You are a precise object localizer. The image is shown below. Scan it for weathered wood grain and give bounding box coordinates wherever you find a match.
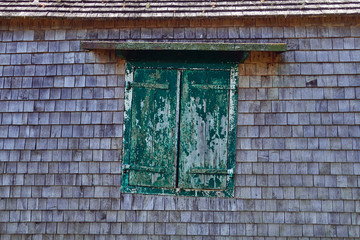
[1,0,359,18]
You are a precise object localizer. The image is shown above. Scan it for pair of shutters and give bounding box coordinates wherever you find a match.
[122,63,237,196]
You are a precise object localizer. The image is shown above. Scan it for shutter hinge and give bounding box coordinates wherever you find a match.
[122,164,165,173]
[189,168,231,175]
[227,168,234,177]
[122,164,131,173]
[192,84,238,91]
[126,81,169,90]
[125,81,131,90]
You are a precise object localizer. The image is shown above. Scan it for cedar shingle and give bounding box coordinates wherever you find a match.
[0,0,359,18]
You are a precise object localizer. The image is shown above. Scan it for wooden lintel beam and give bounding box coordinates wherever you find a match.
[81,41,287,52]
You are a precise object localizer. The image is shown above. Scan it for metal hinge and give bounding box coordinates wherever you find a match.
[122,164,165,173]
[126,81,169,90]
[189,168,233,175]
[192,84,238,91]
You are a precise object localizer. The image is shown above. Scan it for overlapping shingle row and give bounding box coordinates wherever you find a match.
[1,22,360,237]
[0,0,360,18]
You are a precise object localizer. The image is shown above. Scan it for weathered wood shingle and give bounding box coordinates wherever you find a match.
[0,0,360,18]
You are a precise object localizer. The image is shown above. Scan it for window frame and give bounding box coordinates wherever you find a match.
[121,61,238,197]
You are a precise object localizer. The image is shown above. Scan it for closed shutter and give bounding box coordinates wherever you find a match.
[178,69,234,190]
[124,68,177,188]
[122,62,237,197]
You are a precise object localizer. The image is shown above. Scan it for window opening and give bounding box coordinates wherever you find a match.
[122,62,238,197]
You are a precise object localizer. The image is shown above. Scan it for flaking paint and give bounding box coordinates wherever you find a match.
[121,62,239,197]
[178,69,230,191]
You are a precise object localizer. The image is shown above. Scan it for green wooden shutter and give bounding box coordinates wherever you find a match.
[122,62,238,197]
[178,69,235,190]
[124,68,177,189]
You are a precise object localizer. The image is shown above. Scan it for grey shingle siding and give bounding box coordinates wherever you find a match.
[1,16,360,238]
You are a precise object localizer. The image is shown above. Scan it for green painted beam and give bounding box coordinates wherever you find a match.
[81,41,287,52]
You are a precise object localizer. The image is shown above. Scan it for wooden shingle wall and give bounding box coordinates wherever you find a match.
[0,16,360,239]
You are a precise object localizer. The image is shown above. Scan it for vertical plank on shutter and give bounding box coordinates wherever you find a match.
[178,69,231,190]
[128,68,177,188]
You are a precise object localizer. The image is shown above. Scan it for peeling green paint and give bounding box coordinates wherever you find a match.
[178,69,230,191]
[127,68,177,188]
[121,61,238,197]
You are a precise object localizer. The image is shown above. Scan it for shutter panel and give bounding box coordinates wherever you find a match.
[126,68,177,188]
[178,69,234,190]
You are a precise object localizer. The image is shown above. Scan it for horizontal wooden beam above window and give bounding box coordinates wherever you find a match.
[80,41,287,52]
